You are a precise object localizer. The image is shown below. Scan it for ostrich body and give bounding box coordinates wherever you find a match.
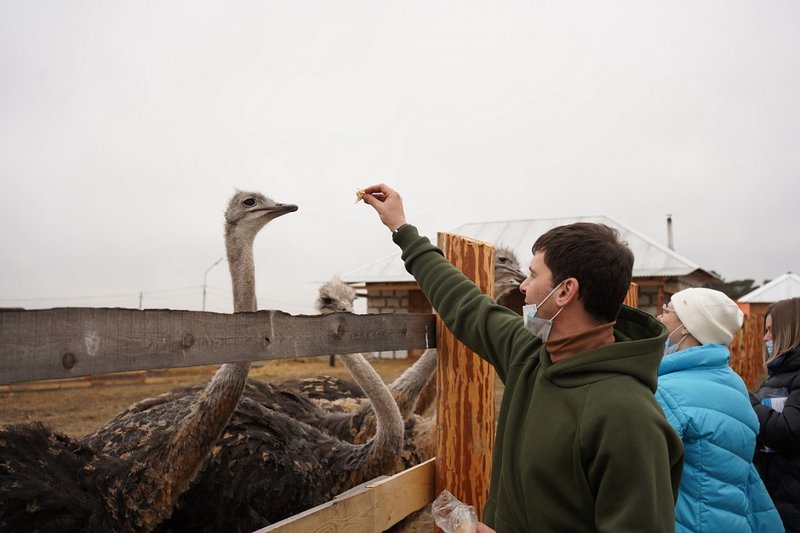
[0,191,296,532]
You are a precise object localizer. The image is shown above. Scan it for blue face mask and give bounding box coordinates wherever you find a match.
[522,281,565,342]
[664,325,687,356]
[765,339,774,357]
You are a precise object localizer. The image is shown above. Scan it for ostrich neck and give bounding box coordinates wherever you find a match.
[132,231,255,530]
[387,348,437,417]
[226,236,258,312]
[339,353,403,453]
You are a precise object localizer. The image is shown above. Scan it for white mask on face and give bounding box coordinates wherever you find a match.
[522,281,565,341]
[765,339,774,357]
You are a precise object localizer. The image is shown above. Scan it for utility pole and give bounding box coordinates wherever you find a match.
[666,214,674,250]
[203,257,224,311]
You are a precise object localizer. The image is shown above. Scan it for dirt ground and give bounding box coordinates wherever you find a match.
[0,356,502,532]
[0,357,417,437]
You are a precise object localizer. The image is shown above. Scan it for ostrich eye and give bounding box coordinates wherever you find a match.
[243,198,256,207]
[321,297,334,305]
[498,257,508,264]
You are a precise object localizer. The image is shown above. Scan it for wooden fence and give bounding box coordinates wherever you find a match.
[0,233,502,532]
[729,313,767,390]
[0,307,443,531]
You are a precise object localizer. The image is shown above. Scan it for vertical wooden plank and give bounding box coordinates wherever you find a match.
[729,313,766,390]
[624,282,638,308]
[435,232,496,525]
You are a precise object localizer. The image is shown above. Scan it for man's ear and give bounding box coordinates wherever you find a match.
[556,278,579,306]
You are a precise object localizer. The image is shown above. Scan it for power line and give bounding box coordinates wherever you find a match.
[0,285,314,313]
[0,285,202,302]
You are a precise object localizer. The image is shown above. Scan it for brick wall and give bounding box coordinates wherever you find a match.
[367,288,410,359]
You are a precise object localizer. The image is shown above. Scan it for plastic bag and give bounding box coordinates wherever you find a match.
[431,489,478,533]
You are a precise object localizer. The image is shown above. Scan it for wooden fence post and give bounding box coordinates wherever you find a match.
[729,313,767,390]
[624,282,638,308]
[435,233,496,525]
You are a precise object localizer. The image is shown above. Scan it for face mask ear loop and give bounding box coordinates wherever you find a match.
[674,333,688,349]
[550,302,566,322]
[666,325,682,343]
[664,324,688,355]
[537,280,564,308]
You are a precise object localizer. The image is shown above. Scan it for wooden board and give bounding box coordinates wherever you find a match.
[258,458,436,533]
[0,308,436,384]
[436,232,496,523]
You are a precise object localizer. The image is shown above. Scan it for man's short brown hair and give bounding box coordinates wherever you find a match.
[533,222,634,322]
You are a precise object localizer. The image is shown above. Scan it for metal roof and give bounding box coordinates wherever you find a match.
[738,272,800,303]
[342,215,715,284]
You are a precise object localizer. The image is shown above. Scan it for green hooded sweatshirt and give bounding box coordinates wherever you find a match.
[393,225,684,533]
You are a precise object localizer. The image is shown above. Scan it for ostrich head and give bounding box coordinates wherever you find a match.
[495,246,525,290]
[224,191,298,239]
[223,190,297,313]
[316,277,357,314]
[495,245,526,314]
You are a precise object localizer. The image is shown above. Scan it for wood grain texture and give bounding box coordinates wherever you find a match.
[435,233,496,524]
[0,308,436,384]
[624,282,639,308]
[258,458,435,533]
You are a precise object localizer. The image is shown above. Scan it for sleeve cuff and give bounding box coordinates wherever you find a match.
[391,223,418,247]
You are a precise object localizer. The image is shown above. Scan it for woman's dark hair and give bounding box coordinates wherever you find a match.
[533,222,634,322]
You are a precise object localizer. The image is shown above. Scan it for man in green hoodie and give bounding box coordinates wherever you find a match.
[361,184,684,532]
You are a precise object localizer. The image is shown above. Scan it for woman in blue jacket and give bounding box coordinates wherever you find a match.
[657,288,783,532]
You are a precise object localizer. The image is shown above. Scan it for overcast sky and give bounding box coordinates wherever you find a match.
[1,1,798,315]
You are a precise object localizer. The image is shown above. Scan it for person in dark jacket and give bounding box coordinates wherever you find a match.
[751,297,800,532]
[360,183,684,533]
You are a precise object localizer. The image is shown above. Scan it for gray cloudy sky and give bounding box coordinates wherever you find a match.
[1,1,798,315]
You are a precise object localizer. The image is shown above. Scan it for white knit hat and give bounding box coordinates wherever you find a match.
[670,288,744,345]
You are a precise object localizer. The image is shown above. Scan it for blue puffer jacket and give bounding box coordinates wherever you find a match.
[656,344,784,532]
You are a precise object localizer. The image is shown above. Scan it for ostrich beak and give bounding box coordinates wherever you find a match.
[497,265,525,287]
[255,203,298,219]
[269,203,298,215]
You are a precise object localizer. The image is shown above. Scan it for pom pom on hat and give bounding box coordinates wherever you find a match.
[671,288,744,345]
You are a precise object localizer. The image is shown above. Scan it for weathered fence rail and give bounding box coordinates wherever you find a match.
[0,309,436,385]
[258,458,436,532]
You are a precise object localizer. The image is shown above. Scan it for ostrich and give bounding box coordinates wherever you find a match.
[224,276,436,469]
[152,277,406,531]
[291,277,438,445]
[0,191,297,532]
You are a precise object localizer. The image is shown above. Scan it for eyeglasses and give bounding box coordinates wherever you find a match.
[661,304,673,314]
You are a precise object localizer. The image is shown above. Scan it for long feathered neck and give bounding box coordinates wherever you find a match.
[387,348,437,417]
[339,353,403,457]
[225,229,258,312]
[129,226,255,530]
